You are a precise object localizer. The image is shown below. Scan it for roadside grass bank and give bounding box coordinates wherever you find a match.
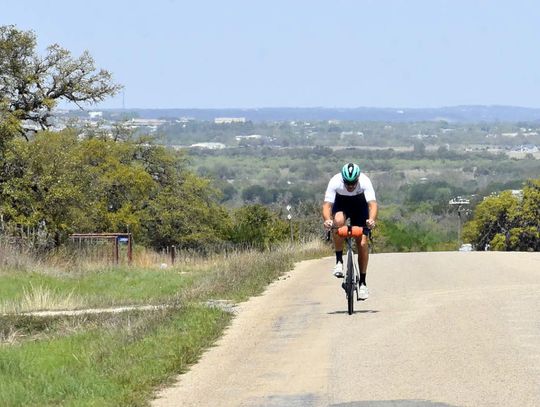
[0,306,231,407]
[0,238,328,406]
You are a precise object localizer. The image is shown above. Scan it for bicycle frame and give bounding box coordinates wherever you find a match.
[344,232,360,314]
[335,221,363,315]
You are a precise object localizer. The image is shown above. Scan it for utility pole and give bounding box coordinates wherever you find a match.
[449,197,470,247]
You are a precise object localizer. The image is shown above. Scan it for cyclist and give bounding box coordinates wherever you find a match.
[322,162,378,300]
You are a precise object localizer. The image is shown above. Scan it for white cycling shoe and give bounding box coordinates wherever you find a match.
[358,284,369,300]
[332,262,344,278]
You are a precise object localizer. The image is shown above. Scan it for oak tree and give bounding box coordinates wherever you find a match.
[0,25,121,139]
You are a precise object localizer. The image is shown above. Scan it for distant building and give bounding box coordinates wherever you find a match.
[190,142,226,150]
[235,134,262,141]
[88,111,103,119]
[128,118,167,126]
[513,144,539,153]
[214,117,246,124]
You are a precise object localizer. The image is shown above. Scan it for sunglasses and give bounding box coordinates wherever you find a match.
[343,180,358,187]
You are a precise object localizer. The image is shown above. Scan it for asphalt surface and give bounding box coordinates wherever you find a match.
[153,252,540,407]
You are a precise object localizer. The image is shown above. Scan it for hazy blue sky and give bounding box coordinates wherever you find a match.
[3,0,540,109]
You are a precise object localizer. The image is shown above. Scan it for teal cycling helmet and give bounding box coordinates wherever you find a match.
[341,162,360,185]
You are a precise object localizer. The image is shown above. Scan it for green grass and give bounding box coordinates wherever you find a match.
[0,306,231,406]
[0,267,195,311]
[0,239,328,406]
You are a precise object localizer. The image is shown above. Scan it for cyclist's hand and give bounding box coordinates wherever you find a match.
[323,219,333,231]
[366,219,376,229]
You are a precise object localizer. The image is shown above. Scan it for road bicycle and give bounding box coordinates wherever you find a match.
[328,220,365,315]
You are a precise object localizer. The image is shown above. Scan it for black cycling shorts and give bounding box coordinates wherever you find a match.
[332,193,370,234]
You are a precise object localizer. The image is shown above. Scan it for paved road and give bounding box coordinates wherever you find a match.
[153,252,540,407]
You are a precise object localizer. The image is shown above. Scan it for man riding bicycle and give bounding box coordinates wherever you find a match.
[322,163,378,300]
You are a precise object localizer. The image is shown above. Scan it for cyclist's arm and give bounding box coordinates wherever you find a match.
[322,178,337,227]
[367,200,378,228]
[322,201,333,223]
[361,175,377,227]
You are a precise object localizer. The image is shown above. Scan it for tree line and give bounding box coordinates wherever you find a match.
[1,129,296,250]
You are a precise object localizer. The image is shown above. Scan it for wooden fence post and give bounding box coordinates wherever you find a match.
[127,234,133,265]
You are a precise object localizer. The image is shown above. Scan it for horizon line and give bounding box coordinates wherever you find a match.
[62,104,540,111]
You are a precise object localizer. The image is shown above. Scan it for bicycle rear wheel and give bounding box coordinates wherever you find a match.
[346,250,354,315]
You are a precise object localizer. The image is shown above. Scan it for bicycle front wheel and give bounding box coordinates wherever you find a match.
[347,250,354,315]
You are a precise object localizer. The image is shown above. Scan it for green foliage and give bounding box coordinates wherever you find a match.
[376,205,454,252]
[0,25,121,137]
[0,102,20,153]
[378,221,437,252]
[242,184,279,204]
[404,180,465,214]
[412,141,426,156]
[463,179,540,251]
[227,204,289,248]
[0,132,87,244]
[463,191,518,250]
[143,176,231,249]
[0,130,229,250]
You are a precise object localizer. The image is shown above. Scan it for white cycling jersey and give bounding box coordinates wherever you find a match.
[324,173,376,204]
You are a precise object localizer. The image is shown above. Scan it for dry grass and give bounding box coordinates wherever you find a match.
[0,243,43,273]
[0,237,329,315]
[184,238,328,302]
[0,283,84,314]
[1,237,328,275]
[0,328,23,345]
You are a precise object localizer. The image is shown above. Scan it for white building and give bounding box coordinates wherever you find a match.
[214,117,246,124]
[235,134,262,141]
[190,142,226,150]
[128,118,167,126]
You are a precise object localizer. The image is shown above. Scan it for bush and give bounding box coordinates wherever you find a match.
[463,178,540,251]
[227,204,289,248]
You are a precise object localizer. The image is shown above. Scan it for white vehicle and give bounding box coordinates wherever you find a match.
[459,243,473,252]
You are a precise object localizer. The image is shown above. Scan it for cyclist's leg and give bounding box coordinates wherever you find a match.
[348,194,369,273]
[331,196,347,251]
[330,205,347,277]
[357,234,369,275]
[332,210,346,250]
[350,195,370,299]
[355,234,370,299]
